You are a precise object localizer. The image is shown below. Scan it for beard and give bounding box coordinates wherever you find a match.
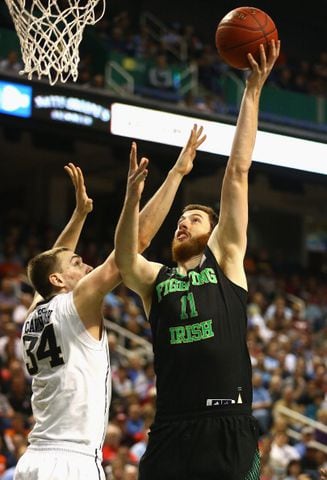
[171,233,211,263]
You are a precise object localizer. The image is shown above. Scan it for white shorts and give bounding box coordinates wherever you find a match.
[14,446,105,480]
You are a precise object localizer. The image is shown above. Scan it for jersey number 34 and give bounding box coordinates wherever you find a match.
[22,324,64,375]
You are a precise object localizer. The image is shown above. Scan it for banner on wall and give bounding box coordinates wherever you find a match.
[0,76,111,132]
[0,75,326,176]
[0,80,32,118]
[32,84,111,132]
[110,102,327,176]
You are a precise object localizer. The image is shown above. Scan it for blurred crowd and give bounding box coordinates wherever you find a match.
[0,216,326,480]
[0,9,326,117]
[0,7,326,480]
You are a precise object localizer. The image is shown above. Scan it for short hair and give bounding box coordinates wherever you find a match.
[27,247,69,299]
[182,204,218,231]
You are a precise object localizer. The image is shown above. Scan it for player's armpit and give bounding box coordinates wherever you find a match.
[207,231,247,290]
[120,254,162,300]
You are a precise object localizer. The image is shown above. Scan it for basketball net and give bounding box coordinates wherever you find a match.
[4,0,106,85]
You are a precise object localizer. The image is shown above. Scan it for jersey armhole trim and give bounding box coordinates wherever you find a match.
[64,292,106,351]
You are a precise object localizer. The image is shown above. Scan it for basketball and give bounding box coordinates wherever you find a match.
[215,7,278,69]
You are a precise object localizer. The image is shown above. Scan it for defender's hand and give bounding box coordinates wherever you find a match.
[64,163,93,216]
[127,142,149,201]
[172,124,206,177]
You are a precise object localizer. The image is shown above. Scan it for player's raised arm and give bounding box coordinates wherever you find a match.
[138,125,206,250]
[73,127,206,324]
[27,162,93,312]
[114,150,162,314]
[54,163,93,249]
[26,126,207,325]
[208,39,280,289]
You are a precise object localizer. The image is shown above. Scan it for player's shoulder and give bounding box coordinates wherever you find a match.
[151,261,164,271]
[201,245,218,267]
[25,292,74,320]
[138,259,163,282]
[150,261,165,278]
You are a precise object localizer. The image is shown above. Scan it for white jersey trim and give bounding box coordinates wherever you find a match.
[64,291,106,350]
[27,442,103,460]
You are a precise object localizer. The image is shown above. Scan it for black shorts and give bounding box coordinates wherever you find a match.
[139,409,260,480]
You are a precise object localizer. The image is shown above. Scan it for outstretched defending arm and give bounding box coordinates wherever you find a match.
[114,150,161,315]
[208,40,280,289]
[28,163,93,311]
[53,163,93,250]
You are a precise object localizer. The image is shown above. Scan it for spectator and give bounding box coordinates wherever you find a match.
[196,44,227,96]
[0,51,22,74]
[0,387,14,432]
[6,375,32,418]
[112,365,133,399]
[294,426,315,458]
[107,26,129,54]
[128,25,159,60]
[130,425,149,462]
[265,295,292,324]
[0,322,22,366]
[266,300,292,333]
[269,432,301,477]
[181,24,203,60]
[273,384,304,428]
[92,74,105,89]
[285,458,303,480]
[0,242,23,279]
[269,374,283,403]
[263,340,280,373]
[108,332,124,372]
[134,362,155,401]
[104,292,123,323]
[125,403,144,443]
[247,303,273,342]
[102,423,123,464]
[161,21,182,54]
[105,456,124,480]
[12,293,33,328]
[123,463,138,480]
[147,54,177,92]
[252,371,272,434]
[0,279,19,315]
[126,353,147,392]
[315,409,327,446]
[274,65,294,90]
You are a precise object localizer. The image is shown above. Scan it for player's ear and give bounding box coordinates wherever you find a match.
[49,273,64,288]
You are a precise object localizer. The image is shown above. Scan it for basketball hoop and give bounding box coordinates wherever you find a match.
[4,0,106,85]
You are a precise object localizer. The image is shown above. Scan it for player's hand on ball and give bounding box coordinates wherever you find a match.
[215,7,278,69]
[246,39,281,88]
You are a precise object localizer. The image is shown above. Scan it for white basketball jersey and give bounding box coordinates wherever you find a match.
[21,292,111,454]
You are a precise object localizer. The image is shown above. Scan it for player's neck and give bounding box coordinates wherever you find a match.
[177,253,203,275]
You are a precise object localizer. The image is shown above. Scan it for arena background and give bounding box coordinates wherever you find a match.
[0,1,326,478]
[0,0,327,270]
[0,0,326,271]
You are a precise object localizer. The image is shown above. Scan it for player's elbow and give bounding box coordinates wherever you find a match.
[115,254,127,273]
[227,162,250,177]
[138,235,150,254]
[138,224,153,253]
[116,266,140,294]
[119,272,135,291]
[115,253,136,277]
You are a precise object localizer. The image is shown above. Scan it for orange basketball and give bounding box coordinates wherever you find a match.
[215,7,278,69]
